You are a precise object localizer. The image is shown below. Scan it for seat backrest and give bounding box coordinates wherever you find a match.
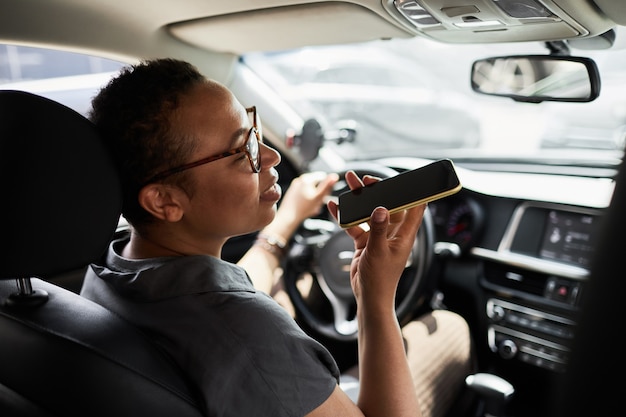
[0,90,204,416]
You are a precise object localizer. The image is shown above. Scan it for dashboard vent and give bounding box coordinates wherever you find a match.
[483,261,548,296]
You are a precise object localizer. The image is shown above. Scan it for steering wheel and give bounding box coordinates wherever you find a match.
[283,163,435,342]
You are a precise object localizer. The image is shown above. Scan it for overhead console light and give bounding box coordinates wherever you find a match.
[492,0,555,19]
[385,0,614,44]
[393,0,441,28]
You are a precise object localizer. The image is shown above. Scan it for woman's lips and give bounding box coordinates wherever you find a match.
[261,181,282,203]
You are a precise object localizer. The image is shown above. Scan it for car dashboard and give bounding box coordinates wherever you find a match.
[367,156,615,413]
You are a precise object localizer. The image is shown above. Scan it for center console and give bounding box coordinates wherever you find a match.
[472,201,599,373]
[486,298,575,372]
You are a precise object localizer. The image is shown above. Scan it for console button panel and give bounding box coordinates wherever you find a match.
[486,298,575,372]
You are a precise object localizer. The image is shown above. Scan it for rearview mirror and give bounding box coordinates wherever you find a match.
[471,55,600,103]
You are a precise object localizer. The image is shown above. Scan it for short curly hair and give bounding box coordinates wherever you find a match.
[89,58,206,226]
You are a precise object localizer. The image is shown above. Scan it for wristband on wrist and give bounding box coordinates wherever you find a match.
[254,233,288,258]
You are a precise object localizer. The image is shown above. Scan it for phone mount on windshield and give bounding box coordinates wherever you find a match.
[287,118,356,168]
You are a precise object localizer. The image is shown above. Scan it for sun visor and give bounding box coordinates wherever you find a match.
[168,2,412,55]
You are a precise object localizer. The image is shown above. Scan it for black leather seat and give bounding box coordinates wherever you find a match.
[0,90,204,416]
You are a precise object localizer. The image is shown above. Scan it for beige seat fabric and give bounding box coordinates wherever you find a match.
[340,309,473,417]
[404,310,473,417]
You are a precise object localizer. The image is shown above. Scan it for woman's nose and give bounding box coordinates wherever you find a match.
[260,142,281,168]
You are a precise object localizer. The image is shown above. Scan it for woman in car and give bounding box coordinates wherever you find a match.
[80,57,464,417]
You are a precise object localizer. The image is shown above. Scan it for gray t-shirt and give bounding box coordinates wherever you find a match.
[81,236,340,417]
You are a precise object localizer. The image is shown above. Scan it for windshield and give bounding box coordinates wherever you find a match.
[244,34,626,168]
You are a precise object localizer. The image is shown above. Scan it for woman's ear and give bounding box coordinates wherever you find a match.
[138,183,185,222]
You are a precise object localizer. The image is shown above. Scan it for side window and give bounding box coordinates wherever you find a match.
[0,44,125,116]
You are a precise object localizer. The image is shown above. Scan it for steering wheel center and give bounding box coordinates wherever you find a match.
[318,231,355,300]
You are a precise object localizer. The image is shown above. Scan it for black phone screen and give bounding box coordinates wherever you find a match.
[338,159,461,228]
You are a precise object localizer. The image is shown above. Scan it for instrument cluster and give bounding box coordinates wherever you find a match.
[429,193,485,255]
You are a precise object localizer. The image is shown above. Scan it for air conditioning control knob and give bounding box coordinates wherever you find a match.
[499,339,518,359]
[491,305,505,321]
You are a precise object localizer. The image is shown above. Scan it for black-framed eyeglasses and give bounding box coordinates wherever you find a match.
[144,106,262,185]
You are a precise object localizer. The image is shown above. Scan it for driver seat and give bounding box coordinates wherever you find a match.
[0,90,204,416]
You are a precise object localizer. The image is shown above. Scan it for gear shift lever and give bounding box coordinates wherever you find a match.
[465,373,514,417]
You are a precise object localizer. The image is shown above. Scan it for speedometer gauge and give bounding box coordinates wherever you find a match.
[445,198,484,250]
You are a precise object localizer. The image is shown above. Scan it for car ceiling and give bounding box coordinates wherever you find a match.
[0,0,625,84]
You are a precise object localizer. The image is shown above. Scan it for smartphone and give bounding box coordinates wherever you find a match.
[338,159,462,228]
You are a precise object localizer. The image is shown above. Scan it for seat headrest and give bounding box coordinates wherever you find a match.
[0,90,122,279]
